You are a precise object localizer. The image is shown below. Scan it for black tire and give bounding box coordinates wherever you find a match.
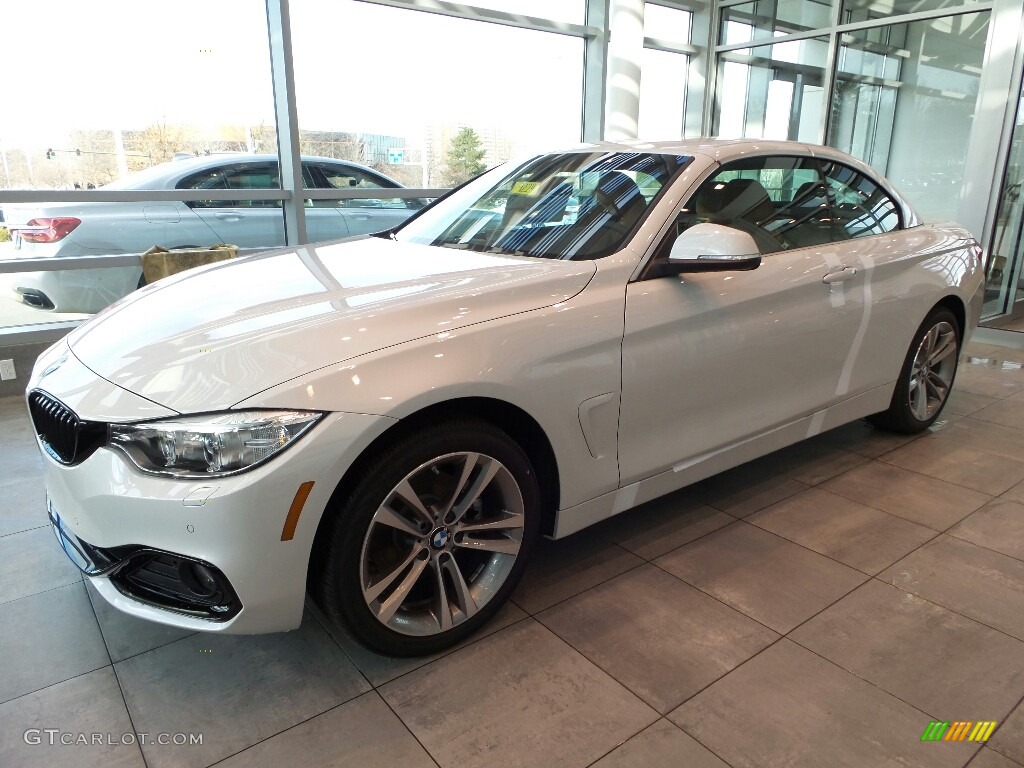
[868,306,961,434]
[314,419,540,657]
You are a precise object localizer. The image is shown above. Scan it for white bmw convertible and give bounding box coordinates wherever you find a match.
[27,140,983,656]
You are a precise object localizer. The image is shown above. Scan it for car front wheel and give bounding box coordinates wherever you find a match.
[316,420,539,657]
[869,306,961,434]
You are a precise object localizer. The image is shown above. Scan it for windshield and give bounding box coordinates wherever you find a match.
[394,151,691,260]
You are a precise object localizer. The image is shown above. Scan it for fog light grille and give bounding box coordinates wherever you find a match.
[112,553,240,621]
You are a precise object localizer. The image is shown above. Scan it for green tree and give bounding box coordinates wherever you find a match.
[443,127,486,185]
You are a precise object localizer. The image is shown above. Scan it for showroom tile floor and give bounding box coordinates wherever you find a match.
[2,340,1024,768]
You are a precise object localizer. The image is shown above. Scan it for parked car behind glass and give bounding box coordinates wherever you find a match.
[2,154,421,313]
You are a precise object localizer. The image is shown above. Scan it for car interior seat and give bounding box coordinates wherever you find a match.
[695,177,781,253]
[565,171,649,258]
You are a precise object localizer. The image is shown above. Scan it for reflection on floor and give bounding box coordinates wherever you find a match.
[986,315,1024,333]
[3,340,1024,768]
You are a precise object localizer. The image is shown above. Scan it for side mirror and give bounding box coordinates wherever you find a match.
[656,222,762,276]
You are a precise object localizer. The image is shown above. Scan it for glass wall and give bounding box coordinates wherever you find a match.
[0,0,276,190]
[715,36,828,142]
[841,0,982,24]
[713,2,990,224]
[720,0,833,43]
[0,0,282,329]
[829,12,989,222]
[984,83,1024,329]
[290,1,585,189]
[639,3,695,139]
[0,0,591,333]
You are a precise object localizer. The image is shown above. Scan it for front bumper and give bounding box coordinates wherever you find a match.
[49,500,242,621]
[36,403,394,634]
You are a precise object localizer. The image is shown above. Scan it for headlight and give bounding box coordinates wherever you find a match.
[108,410,323,478]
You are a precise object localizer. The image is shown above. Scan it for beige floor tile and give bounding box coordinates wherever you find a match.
[950,417,1024,462]
[597,491,733,560]
[0,582,109,704]
[969,747,1023,768]
[881,536,1024,641]
[791,579,1024,719]
[989,701,1024,766]
[0,526,82,604]
[1004,479,1024,506]
[882,438,1024,496]
[655,522,866,633]
[812,420,919,459]
[538,564,777,714]
[0,476,48,537]
[972,394,1024,430]
[670,639,975,768]
[115,614,370,768]
[512,529,643,614]
[693,456,809,518]
[821,461,991,531]
[215,691,435,768]
[964,342,1024,364]
[85,581,193,663]
[946,389,1002,416]
[748,488,936,575]
[0,668,144,768]
[955,359,1024,398]
[313,598,528,688]
[592,719,730,768]
[380,620,658,768]
[949,499,1024,561]
[762,441,868,485]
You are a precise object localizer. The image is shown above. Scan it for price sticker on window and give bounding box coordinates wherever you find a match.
[511,181,542,196]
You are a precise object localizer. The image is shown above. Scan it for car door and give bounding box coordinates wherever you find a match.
[309,162,419,236]
[618,154,867,483]
[177,162,286,249]
[814,158,916,396]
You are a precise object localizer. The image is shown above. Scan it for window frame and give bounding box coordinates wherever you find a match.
[637,151,907,281]
[818,157,904,239]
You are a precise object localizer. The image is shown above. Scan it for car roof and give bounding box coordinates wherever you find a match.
[550,138,920,227]
[560,138,841,162]
[103,153,403,190]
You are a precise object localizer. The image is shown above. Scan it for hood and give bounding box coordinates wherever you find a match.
[67,237,597,413]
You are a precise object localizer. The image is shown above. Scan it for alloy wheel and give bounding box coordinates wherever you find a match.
[359,451,525,636]
[908,320,957,421]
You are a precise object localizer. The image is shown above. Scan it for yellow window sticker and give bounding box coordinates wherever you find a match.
[511,181,541,196]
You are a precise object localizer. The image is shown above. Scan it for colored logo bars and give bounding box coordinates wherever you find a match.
[921,721,998,742]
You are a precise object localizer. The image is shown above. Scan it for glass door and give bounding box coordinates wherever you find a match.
[984,83,1024,330]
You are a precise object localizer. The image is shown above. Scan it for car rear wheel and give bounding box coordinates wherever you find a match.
[869,306,960,434]
[315,420,539,657]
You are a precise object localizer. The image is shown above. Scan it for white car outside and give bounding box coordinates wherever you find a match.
[27,139,983,657]
[3,154,419,313]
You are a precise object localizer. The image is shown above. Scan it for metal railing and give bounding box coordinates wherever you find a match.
[0,186,449,343]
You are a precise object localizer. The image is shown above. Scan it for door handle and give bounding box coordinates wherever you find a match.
[822,266,858,284]
[214,211,243,221]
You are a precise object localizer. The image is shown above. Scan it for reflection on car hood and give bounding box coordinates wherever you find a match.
[67,237,597,413]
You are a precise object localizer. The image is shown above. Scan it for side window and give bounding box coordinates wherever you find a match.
[665,155,833,257]
[313,164,407,209]
[821,161,901,239]
[178,163,280,208]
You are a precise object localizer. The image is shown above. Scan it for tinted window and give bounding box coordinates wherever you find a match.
[179,162,280,208]
[821,161,901,239]
[310,163,408,209]
[681,155,833,254]
[395,151,689,260]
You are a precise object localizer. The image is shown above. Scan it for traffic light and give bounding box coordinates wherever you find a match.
[46,148,55,159]
[76,148,81,156]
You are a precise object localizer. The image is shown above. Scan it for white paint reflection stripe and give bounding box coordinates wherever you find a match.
[836,254,874,397]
